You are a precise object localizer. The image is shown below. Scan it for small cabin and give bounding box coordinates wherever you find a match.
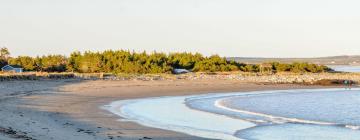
[1,65,23,73]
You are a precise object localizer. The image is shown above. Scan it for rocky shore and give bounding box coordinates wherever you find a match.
[102,72,360,85]
[1,72,360,85]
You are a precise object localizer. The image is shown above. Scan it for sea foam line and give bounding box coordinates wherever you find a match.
[214,99,336,126]
[187,88,360,129]
[210,88,360,127]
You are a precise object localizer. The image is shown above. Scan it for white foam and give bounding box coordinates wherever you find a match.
[212,88,360,128]
[215,99,335,125]
[346,125,360,130]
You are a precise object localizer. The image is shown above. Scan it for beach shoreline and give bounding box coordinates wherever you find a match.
[0,79,344,140]
[113,88,360,140]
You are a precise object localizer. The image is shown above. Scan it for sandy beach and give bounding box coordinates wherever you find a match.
[0,79,340,140]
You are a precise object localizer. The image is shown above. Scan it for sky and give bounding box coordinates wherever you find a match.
[1,0,360,58]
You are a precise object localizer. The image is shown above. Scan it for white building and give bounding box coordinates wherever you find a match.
[1,65,23,73]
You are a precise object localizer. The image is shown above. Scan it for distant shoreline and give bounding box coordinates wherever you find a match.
[229,55,360,65]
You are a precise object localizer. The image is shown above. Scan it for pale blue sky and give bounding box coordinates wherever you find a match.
[1,0,360,57]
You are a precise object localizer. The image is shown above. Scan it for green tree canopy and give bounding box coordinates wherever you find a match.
[5,49,332,73]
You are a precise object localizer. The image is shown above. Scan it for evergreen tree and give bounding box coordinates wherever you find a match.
[4,49,332,73]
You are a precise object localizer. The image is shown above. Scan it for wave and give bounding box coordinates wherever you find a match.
[215,99,336,126]
[212,88,360,130]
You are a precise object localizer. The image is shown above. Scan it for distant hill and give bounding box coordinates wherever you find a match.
[228,55,360,65]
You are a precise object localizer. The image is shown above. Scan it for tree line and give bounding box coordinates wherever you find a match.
[0,48,332,73]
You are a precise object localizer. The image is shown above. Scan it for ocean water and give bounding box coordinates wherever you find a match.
[105,96,255,140]
[328,65,360,72]
[221,90,360,125]
[105,88,360,140]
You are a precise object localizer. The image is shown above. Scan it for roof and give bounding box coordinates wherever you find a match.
[1,65,23,69]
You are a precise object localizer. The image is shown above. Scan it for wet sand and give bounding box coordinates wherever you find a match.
[0,79,339,140]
